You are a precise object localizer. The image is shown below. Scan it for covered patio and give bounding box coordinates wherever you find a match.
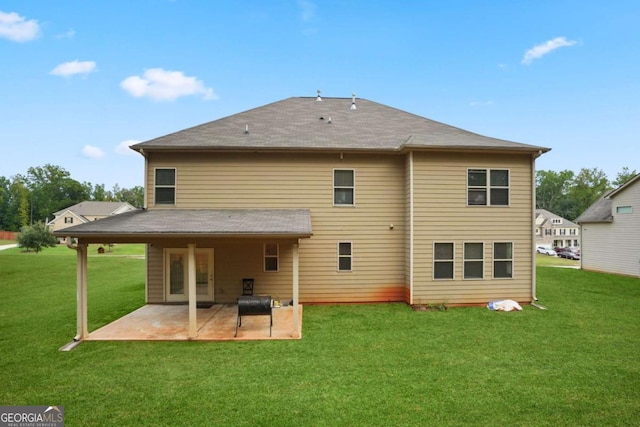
[86,304,303,341]
[55,208,312,345]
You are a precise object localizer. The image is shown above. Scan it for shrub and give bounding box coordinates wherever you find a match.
[17,222,57,253]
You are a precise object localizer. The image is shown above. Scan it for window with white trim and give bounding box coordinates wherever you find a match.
[155,168,176,205]
[552,218,562,225]
[467,169,509,206]
[433,242,454,280]
[334,169,354,206]
[264,244,279,272]
[64,217,73,224]
[338,242,352,271]
[493,242,513,279]
[464,242,484,279]
[616,206,632,214]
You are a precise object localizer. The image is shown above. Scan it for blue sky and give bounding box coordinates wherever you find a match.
[1,0,638,189]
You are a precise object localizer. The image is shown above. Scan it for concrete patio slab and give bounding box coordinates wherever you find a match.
[86,304,302,341]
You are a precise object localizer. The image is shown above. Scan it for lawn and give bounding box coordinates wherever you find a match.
[1,247,638,426]
[535,253,580,267]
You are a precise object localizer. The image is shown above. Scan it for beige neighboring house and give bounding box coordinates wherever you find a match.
[534,209,580,249]
[55,94,550,340]
[576,174,640,278]
[48,201,137,233]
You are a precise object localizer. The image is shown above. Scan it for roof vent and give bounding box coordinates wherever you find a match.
[316,89,322,101]
[244,124,249,134]
[328,117,332,123]
[350,92,357,110]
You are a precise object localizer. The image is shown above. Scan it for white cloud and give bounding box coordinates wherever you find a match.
[55,28,75,39]
[298,0,317,21]
[120,68,217,101]
[0,11,40,42]
[522,37,577,65]
[115,139,140,155]
[50,60,97,77]
[82,145,104,159]
[469,100,494,107]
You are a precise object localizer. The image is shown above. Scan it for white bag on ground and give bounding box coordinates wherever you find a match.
[487,299,522,312]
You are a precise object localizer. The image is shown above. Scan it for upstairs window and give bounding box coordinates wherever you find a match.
[493,242,513,279]
[264,244,279,272]
[468,169,509,206]
[552,218,562,225]
[334,169,355,206]
[433,242,454,280]
[155,168,176,205]
[338,242,352,271]
[616,206,632,214]
[64,217,73,224]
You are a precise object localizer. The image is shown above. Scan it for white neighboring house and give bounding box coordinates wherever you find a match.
[534,209,580,249]
[47,201,137,233]
[576,174,640,278]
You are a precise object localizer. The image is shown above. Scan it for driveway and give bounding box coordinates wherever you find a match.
[0,244,18,251]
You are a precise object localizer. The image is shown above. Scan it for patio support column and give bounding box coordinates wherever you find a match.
[292,242,300,334]
[187,243,198,338]
[75,243,88,340]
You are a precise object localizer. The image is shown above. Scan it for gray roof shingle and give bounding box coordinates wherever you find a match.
[575,194,614,223]
[132,97,550,153]
[53,201,134,218]
[53,209,313,238]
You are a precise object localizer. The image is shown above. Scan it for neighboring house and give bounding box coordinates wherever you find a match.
[534,209,580,249]
[48,201,137,233]
[576,174,640,278]
[55,94,550,339]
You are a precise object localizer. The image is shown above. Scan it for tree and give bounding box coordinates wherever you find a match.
[536,169,574,215]
[565,167,611,221]
[17,222,57,253]
[612,167,638,187]
[113,185,144,208]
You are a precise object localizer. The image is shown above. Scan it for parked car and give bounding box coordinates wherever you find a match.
[555,247,580,260]
[536,246,557,256]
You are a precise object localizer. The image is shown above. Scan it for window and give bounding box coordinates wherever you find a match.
[559,229,566,235]
[334,169,354,206]
[64,217,73,224]
[467,169,509,206]
[155,168,176,205]
[338,242,352,271]
[552,218,562,225]
[464,242,484,279]
[570,229,577,235]
[264,244,279,272]
[616,206,633,214]
[535,228,541,236]
[545,229,552,236]
[493,242,513,279]
[434,242,454,280]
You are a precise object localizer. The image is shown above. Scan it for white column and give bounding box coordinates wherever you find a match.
[75,243,88,340]
[187,243,198,338]
[292,242,300,334]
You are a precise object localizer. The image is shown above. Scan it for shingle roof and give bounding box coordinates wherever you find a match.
[53,209,313,238]
[53,201,135,218]
[132,97,550,153]
[575,194,614,223]
[535,209,578,227]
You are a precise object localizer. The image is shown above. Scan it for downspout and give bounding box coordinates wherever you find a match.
[531,151,542,302]
[409,151,414,305]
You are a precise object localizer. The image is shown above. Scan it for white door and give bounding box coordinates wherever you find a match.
[165,248,214,302]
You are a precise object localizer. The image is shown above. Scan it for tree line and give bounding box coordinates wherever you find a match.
[536,166,637,222]
[0,164,143,231]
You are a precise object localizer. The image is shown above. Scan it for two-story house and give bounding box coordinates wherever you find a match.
[56,94,549,340]
[47,201,136,233]
[534,209,580,249]
[576,174,640,277]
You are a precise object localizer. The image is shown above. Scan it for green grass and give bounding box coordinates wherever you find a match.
[1,249,638,426]
[0,239,16,245]
[536,253,580,267]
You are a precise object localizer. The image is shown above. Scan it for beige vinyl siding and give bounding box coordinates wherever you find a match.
[145,152,406,303]
[581,182,640,278]
[412,152,534,304]
[146,238,298,304]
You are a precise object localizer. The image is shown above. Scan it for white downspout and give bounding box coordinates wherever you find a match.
[409,151,414,305]
[531,152,539,302]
